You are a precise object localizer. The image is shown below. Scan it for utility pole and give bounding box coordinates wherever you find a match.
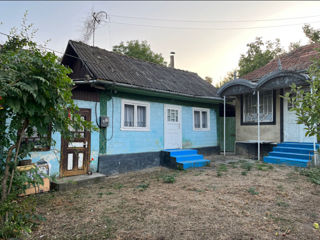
[92,11,107,47]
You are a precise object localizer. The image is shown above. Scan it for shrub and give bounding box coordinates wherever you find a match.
[162,175,175,183]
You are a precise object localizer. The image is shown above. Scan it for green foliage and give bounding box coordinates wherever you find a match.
[238,37,283,77]
[248,187,259,195]
[303,24,320,43]
[136,182,149,191]
[241,162,253,171]
[0,14,94,238]
[241,171,247,176]
[113,40,166,66]
[300,168,320,185]
[162,174,176,183]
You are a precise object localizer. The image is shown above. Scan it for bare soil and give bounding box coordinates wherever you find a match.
[29,158,320,240]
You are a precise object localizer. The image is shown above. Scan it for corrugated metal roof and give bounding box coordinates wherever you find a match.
[67,40,219,98]
[241,43,320,82]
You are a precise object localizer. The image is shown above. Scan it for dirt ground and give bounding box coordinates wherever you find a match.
[28,157,320,240]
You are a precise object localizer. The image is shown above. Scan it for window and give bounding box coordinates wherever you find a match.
[243,90,273,123]
[23,126,51,151]
[193,108,210,131]
[167,109,178,122]
[121,99,150,131]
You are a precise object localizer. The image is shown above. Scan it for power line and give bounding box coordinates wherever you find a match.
[109,19,320,31]
[110,13,320,23]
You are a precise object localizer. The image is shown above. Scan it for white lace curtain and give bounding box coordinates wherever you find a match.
[124,104,134,127]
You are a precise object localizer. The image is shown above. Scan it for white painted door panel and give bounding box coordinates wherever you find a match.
[283,98,313,142]
[164,105,182,149]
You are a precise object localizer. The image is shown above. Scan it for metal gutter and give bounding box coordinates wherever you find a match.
[73,79,223,103]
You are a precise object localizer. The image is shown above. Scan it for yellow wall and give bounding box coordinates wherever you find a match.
[235,90,281,143]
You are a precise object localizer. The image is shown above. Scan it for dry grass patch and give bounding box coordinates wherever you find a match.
[28,161,320,240]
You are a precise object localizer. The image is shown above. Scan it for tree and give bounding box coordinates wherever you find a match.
[285,25,320,144]
[215,70,237,88]
[113,40,166,65]
[204,76,213,84]
[288,41,301,52]
[238,37,283,77]
[303,24,320,43]
[0,17,94,237]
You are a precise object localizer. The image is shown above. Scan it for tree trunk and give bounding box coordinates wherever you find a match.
[7,119,28,196]
[1,145,16,202]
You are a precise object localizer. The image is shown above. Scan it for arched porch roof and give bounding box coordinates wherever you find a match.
[218,70,309,97]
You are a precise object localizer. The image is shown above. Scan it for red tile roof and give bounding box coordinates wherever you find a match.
[241,43,320,82]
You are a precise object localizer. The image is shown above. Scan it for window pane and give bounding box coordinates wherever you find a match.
[202,111,208,128]
[137,106,146,127]
[194,111,200,128]
[124,104,134,127]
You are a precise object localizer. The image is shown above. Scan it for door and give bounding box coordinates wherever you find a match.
[219,117,236,152]
[164,105,182,149]
[283,98,313,142]
[60,109,91,177]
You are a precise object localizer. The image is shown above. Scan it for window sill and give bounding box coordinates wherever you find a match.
[120,127,150,132]
[193,128,210,132]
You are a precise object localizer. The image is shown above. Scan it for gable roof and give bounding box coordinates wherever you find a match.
[63,40,219,100]
[241,43,320,82]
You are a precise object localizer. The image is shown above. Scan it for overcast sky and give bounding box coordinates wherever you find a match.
[1,1,320,85]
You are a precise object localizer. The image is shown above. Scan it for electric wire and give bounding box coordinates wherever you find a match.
[110,13,320,23]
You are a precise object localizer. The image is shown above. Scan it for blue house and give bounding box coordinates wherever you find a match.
[30,40,222,177]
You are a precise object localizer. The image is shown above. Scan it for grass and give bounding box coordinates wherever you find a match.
[28,164,320,240]
[299,168,320,185]
[162,174,176,183]
[241,162,253,171]
[248,187,259,195]
[136,182,150,191]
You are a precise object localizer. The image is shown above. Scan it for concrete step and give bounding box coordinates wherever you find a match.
[174,154,204,162]
[269,151,311,160]
[177,159,210,170]
[263,156,309,168]
[278,142,319,149]
[273,146,315,155]
[165,149,198,156]
[51,172,106,191]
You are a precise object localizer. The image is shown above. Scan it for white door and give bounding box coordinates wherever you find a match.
[283,98,314,142]
[164,105,182,149]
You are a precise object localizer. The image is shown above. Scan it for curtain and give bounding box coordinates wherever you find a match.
[124,104,134,127]
[194,111,200,128]
[202,111,208,128]
[137,106,146,127]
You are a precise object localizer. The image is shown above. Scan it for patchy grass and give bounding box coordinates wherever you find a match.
[28,164,320,240]
[300,168,320,185]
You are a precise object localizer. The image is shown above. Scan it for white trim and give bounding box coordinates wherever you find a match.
[192,107,210,131]
[121,99,150,131]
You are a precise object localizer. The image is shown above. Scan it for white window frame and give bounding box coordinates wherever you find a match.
[192,107,210,131]
[121,99,150,131]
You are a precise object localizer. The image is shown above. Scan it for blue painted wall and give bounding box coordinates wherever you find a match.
[29,100,100,176]
[182,106,218,148]
[105,97,164,154]
[102,97,218,155]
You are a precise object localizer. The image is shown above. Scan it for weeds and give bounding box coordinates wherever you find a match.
[276,200,289,208]
[300,168,320,185]
[248,187,259,195]
[162,175,176,183]
[137,182,150,191]
[241,162,253,171]
[241,171,248,176]
[113,183,124,192]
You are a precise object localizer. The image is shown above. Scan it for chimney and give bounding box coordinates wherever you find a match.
[169,52,175,68]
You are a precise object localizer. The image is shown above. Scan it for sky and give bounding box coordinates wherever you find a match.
[1,1,320,86]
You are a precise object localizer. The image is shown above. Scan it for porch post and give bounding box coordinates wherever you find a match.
[224,96,226,156]
[311,87,316,153]
[257,91,260,161]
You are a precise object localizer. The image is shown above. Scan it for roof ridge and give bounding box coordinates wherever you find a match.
[69,40,200,77]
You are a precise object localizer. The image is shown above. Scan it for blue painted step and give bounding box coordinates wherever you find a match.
[263,142,319,168]
[177,159,210,170]
[163,149,210,170]
[264,156,309,168]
